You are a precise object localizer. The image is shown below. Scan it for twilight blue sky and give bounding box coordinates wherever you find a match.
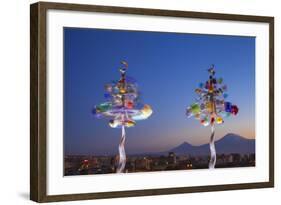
[64,27,255,156]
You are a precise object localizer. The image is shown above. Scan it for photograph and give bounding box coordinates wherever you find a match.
[29,1,274,202]
[63,27,256,176]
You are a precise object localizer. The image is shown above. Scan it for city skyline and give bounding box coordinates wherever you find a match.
[65,152,255,176]
[64,27,255,156]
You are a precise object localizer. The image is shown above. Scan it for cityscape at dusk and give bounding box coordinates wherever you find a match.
[65,152,255,175]
[65,133,255,175]
[63,27,255,174]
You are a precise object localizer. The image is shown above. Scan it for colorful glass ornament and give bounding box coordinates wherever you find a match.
[185,65,239,169]
[190,103,201,114]
[231,105,239,115]
[92,61,153,173]
[225,102,232,113]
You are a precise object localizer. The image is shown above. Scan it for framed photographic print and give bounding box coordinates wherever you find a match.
[30,1,274,202]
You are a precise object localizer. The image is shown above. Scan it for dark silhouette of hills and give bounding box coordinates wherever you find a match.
[91,133,255,157]
[169,133,255,156]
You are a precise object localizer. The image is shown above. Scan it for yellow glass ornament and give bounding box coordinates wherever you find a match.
[216,116,223,124]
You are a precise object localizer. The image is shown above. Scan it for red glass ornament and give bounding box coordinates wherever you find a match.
[231,105,239,115]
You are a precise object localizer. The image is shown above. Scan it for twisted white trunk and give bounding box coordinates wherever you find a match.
[209,124,216,169]
[116,125,126,173]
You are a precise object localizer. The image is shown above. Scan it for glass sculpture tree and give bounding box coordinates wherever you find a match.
[92,61,153,173]
[186,65,239,169]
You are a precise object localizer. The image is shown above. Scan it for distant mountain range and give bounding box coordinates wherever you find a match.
[68,133,255,157]
[169,133,255,156]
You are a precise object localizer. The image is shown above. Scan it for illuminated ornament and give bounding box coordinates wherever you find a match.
[224,102,232,113]
[109,119,120,128]
[195,88,202,94]
[92,61,153,173]
[231,105,239,115]
[124,119,136,127]
[141,104,153,118]
[201,116,210,126]
[96,102,112,112]
[194,113,200,119]
[190,103,200,115]
[119,87,126,94]
[216,116,223,124]
[185,65,239,169]
[132,105,153,121]
[125,100,134,109]
[104,93,111,99]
